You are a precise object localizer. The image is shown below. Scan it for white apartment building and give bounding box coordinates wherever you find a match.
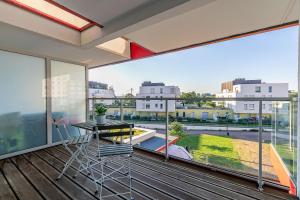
[136,81,180,112]
[216,79,288,115]
[89,81,116,105]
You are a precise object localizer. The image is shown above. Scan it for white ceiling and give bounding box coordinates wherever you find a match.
[0,22,128,67]
[126,0,299,53]
[0,0,298,68]
[54,0,153,25]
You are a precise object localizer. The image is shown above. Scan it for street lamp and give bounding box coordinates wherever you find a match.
[225,112,230,136]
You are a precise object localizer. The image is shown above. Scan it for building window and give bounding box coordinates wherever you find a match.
[160,88,163,94]
[176,112,179,117]
[244,104,248,110]
[183,112,186,118]
[160,96,163,101]
[150,88,155,94]
[170,87,175,94]
[255,86,261,93]
[269,104,272,111]
[155,104,158,108]
[160,104,163,109]
[249,104,254,110]
[146,104,150,109]
[146,96,150,101]
[268,86,272,93]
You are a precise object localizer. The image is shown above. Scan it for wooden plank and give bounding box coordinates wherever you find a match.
[55,145,199,200]
[131,156,256,200]
[0,169,17,200]
[36,149,128,200]
[128,160,251,200]
[47,147,156,200]
[12,156,70,200]
[3,160,43,200]
[90,140,294,200]
[23,152,97,200]
[132,152,294,200]
[107,159,225,200]
[84,144,224,200]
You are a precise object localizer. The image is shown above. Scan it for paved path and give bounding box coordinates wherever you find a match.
[135,123,291,142]
[155,129,293,143]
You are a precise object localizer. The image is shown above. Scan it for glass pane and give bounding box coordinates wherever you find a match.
[168,100,260,176]
[0,50,46,155]
[271,100,297,191]
[51,61,86,142]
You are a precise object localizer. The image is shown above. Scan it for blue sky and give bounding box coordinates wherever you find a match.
[89,26,298,96]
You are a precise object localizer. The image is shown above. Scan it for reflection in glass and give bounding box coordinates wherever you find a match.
[0,50,46,155]
[51,61,86,142]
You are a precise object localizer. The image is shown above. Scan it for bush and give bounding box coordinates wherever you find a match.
[169,121,185,138]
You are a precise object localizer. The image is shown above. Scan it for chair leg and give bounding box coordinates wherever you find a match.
[129,156,134,200]
[99,162,104,200]
[74,146,89,178]
[57,150,78,180]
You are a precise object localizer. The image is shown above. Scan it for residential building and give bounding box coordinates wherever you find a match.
[89,81,116,105]
[136,81,180,112]
[216,78,288,115]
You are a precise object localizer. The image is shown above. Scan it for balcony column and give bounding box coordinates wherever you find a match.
[46,58,52,145]
[165,99,169,160]
[297,7,300,197]
[258,100,263,191]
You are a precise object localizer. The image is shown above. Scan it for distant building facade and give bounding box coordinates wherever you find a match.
[136,81,180,112]
[89,81,115,105]
[216,78,288,115]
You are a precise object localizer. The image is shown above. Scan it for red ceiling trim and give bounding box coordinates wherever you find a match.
[4,0,103,31]
[130,42,155,60]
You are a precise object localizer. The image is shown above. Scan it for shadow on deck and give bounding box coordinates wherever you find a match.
[0,139,296,200]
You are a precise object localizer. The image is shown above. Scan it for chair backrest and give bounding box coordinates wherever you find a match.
[52,118,72,147]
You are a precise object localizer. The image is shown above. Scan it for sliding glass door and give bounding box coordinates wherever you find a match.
[0,50,46,155]
[51,60,86,142]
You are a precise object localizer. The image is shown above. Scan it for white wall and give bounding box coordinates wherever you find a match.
[217,83,288,114]
[136,85,180,112]
[89,88,115,105]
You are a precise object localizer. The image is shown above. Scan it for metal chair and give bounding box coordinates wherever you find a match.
[93,126,134,200]
[52,118,97,182]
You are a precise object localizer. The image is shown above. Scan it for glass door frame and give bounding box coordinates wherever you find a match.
[0,48,88,159]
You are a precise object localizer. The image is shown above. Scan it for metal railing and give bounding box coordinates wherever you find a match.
[87,96,294,191]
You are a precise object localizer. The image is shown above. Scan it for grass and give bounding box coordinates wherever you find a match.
[176,134,244,170]
[275,143,297,177]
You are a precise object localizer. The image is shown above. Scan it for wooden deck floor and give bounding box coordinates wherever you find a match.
[0,139,296,200]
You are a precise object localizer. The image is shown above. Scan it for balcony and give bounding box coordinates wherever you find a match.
[0,138,295,200]
[87,97,296,194]
[0,0,299,199]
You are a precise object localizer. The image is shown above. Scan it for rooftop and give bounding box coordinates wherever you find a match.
[141,81,165,87]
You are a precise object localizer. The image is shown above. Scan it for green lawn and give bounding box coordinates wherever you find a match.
[275,143,297,178]
[176,134,244,170]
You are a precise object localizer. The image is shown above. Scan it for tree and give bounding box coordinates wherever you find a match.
[124,93,135,107]
[180,92,200,105]
[203,101,216,108]
[169,121,185,138]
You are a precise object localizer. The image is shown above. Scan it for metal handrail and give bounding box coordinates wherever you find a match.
[88,97,292,102]
[87,96,295,191]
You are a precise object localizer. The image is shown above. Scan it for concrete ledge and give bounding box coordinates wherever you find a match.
[124,127,156,145]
